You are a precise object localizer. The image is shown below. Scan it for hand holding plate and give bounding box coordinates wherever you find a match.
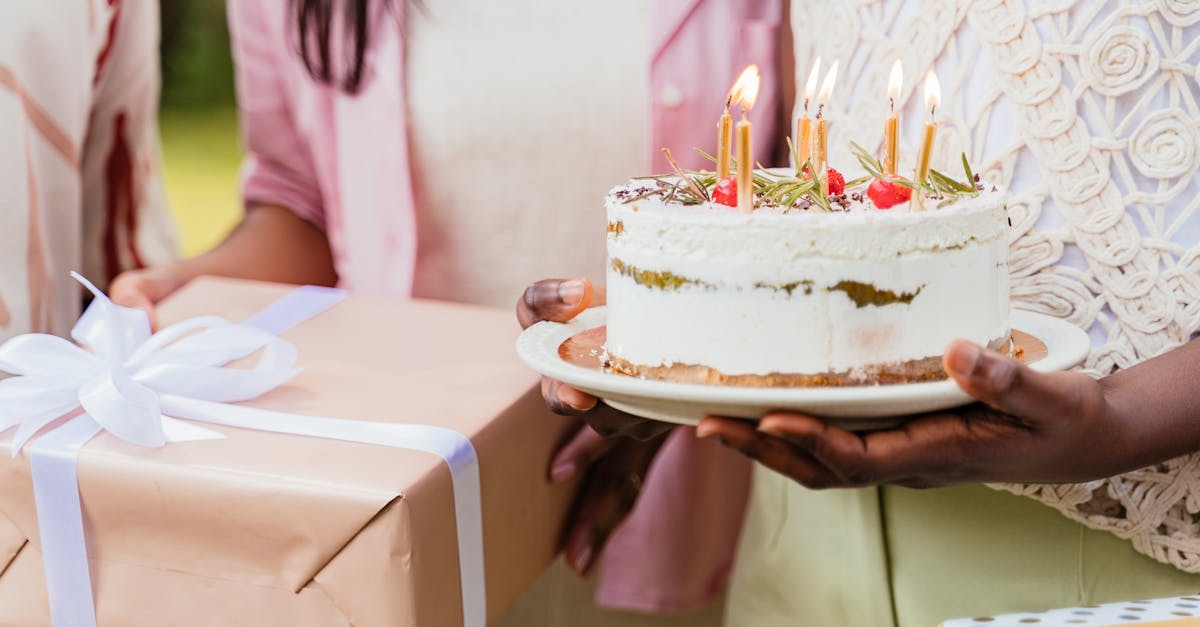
[517,277,674,576]
[697,339,1150,488]
[518,278,669,440]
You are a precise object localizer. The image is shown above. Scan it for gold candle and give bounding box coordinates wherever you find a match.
[814,116,828,192]
[718,107,733,179]
[797,117,812,171]
[737,115,753,213]
[913,70,941,211]
[883,59,903,175]
[814,60,839,197]
[729,65,758,212]
[723,65,759,181]
[796,57,821,171]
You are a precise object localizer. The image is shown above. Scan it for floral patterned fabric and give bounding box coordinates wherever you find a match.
[0,2,176,340]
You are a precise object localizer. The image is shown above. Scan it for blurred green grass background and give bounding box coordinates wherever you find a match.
[159,1,241,256]
[160,108,241,256]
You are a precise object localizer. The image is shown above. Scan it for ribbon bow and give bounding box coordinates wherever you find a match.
[0,273,299,453]
[1,275,486,627]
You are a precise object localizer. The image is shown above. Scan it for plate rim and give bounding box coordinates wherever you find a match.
[516,307,1091,408]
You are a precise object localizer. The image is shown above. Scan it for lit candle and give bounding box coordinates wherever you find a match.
[796,57,821,172]
[734,65,761,213]
[814,60,839,197]
[883,59,903,175]
[913,70,941,211]
[721,66,759,180]
[718,105,733,179]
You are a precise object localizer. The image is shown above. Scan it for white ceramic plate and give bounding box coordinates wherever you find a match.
[516,308,1091,430]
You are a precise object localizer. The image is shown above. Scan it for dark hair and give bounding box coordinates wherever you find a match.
[290,0,393,94]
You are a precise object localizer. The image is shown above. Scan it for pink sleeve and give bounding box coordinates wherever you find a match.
[227,0,325,228]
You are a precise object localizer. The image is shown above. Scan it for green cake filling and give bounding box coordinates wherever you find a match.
[830,280,923,308]
[610,258,923,307]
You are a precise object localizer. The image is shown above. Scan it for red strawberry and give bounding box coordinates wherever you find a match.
[867,177,913,209]
[827,168,845,196]
[713,176,737,207]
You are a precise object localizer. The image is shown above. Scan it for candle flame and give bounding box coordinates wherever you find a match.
[729,64,761,113]
[924,69,941,114]
[803,57,822,104]
[887,59,903,102]
[817,60,839,106]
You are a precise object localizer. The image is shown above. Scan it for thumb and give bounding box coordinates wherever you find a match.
[943,339,1088,423]
[517,278,593,329]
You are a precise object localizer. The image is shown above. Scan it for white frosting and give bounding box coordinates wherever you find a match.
[604,183,1011,379]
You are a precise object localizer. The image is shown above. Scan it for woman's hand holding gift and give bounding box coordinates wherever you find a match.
[109,265,191,328]
[110,205,338,323]
[699,337,1200,489]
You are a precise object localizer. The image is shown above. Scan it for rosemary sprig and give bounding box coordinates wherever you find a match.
[929,168,975,195]
[624,149,717,205]
[786,136,802,176]
[627,139,984,213]
[694,147,718,165]
[623,175,707,205]
[799,158,831,211]
[620,185,674,204]
[844,175,871,189]
[756,171,814,209]
[662,148,710,202]
[849,141,981,207]
[961,153,976,191]
[850,142,907,187]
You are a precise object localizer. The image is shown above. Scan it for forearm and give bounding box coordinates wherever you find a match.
[170,204,338,288]
[1101,338,1200,469]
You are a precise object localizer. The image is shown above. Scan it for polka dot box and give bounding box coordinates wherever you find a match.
[942,595,1200,626]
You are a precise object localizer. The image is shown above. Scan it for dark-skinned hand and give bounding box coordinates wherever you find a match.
[698,337,1200,489]
[518,277,675,574]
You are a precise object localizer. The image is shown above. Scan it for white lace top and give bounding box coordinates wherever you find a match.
[792,0,1200,572]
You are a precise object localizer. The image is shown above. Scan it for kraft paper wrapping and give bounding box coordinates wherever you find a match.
[0,278,576,626]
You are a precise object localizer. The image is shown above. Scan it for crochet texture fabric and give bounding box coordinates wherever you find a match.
[792,0,1200,571]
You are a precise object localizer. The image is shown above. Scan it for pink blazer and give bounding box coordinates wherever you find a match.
[228,0,782,613]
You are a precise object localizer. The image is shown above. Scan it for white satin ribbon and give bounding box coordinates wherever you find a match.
[3,275,485,627]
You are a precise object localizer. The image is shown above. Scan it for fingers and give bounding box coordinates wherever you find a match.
[754,413,867,484]
[697,416,841,488]
[540,378,665,441]
[613,417,675,442]
[582,403,667,440]
[517,278,593,329]
[757,412,982,486]
[943,339,1094,424]
[109,268,183,330]
[541,377,598,416]
[109,277,156,314]
[561,437,663,576]
[549,426,614,484]
[700,410,1019,488]
[562,481,633,576]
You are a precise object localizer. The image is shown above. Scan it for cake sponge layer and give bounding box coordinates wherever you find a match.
[603,184,1011,382]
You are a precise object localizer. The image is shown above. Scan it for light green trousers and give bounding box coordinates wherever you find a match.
[727,466,1200,626]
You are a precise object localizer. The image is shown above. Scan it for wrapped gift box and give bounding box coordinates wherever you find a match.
[0,277,577,626]
[943,595,1200,626]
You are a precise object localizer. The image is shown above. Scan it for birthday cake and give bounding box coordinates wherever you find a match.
[603,171,1010,386]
